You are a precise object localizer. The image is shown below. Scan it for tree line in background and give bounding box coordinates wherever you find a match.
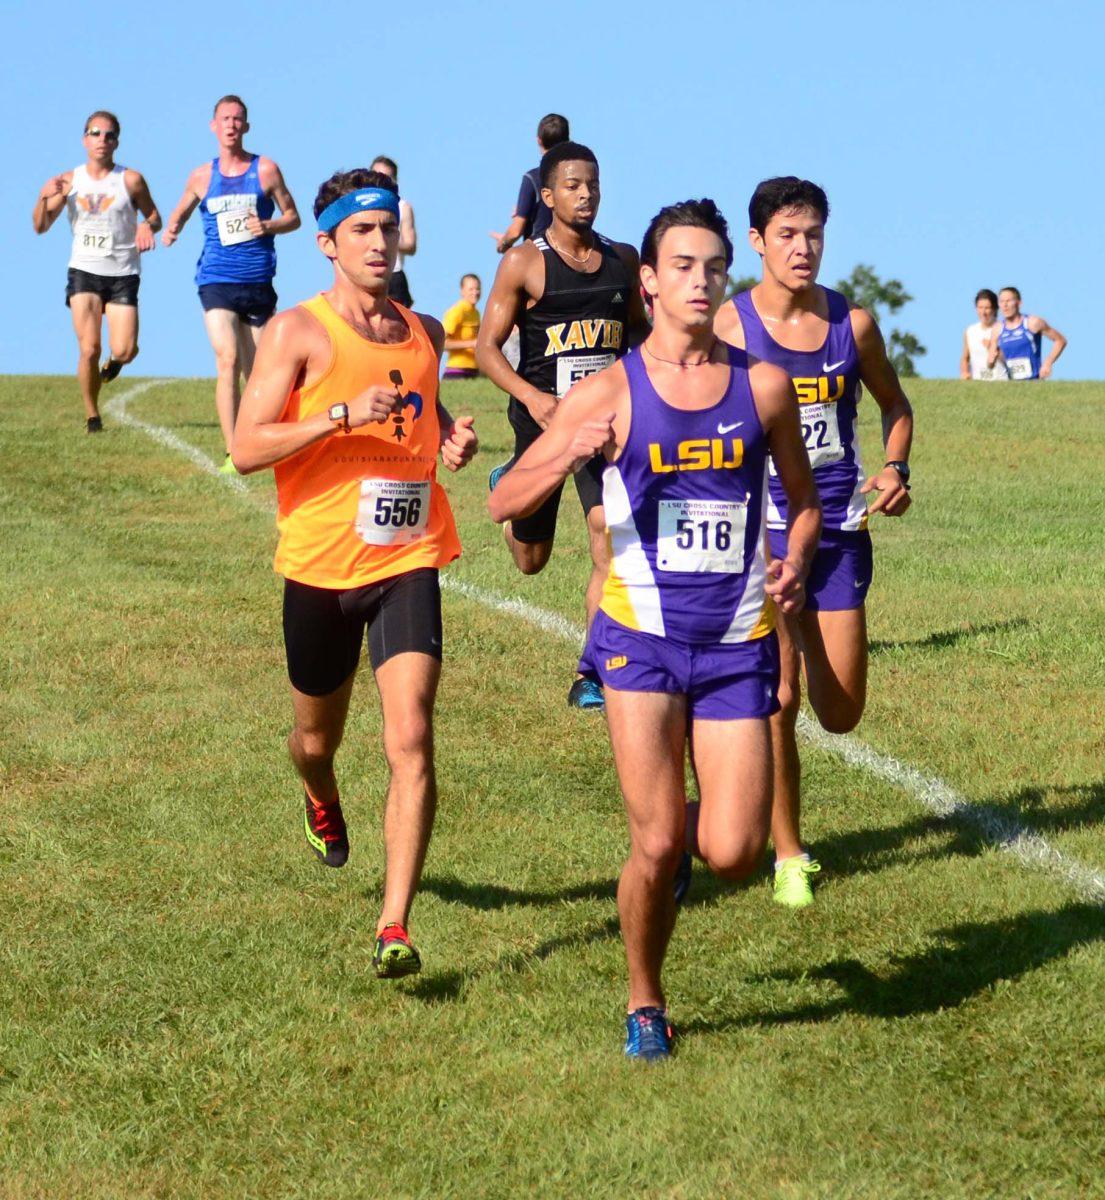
[727,265,927,377]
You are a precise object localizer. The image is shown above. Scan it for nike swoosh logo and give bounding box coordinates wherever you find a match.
[717,421,743,434]
[823,359,846,373]
[854,580,866,588]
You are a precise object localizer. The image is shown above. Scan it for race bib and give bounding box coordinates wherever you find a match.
[768,400,843,477]
[656,498,747,574]
[354,479,430,547]
[799,401,843,469]
[78,221,113,257]
[216,202,258,247]
[1006,357,1034,380]
[556,352,614,399]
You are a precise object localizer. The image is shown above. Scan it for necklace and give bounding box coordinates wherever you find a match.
[643,337,718,368]
[548,232,594,265]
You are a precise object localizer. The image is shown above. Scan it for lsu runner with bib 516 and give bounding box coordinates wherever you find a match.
[231,169,478,980]
[490,199,821,1059]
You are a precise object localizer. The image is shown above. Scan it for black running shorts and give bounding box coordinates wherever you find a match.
[506,396,605,544]
[65,268,140,308]
[387,269,413,307]
[283,568,442,696]
[198,282,278,326]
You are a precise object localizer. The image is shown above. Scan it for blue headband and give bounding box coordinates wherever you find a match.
[317,187,401,233]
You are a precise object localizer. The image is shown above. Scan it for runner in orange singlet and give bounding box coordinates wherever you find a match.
[231,167,478,979]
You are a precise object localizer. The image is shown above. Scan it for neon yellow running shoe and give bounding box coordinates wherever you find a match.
[218,453,238,476]
[373,923,422,978]
[772,855,821,909]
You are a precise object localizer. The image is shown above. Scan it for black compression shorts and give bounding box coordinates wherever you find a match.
[283,568,442,696]
[506,397,605,544]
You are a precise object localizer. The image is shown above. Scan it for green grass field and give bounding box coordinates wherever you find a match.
[2,373,1104,1199]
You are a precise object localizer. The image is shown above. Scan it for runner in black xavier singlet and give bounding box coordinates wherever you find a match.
[507,233,630,542]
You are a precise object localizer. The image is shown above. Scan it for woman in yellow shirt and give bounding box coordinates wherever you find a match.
[442,273,481,379]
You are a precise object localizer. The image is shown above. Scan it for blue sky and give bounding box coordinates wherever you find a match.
[5,1,1102,380]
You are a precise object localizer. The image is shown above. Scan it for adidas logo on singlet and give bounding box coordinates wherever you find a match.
[612,292,623,303]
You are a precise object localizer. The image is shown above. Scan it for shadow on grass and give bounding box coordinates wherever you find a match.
[984,781,1105,836]
[406,914,621,1004]
[421,874,616,910]
[807,780,1105,884]
[869,617,1030,656]
[684,903,1105,1033]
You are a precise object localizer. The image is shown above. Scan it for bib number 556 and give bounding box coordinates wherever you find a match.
[373,495,423,529]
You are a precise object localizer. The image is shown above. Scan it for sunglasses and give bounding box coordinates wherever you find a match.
[85,127,119,141]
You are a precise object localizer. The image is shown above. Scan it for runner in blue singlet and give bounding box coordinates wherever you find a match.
[162,95,301,471]
[715,177,914,910]
[987,286,1067,381]
[490,199,822,1060]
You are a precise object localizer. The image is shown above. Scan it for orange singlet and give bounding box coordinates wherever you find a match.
[273,295,461,589]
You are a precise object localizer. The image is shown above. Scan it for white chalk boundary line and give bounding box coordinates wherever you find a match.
[106,381,1105,905]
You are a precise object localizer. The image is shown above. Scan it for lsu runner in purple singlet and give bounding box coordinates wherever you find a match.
[490,199,821,1059]
[715,177,914,909]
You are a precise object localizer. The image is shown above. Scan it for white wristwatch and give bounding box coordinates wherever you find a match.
[328,402,350,433]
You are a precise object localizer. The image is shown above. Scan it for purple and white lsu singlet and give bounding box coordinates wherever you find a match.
[597,345,775,645]
[734,287,867,533]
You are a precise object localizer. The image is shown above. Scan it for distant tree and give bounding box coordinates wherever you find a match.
[835,264,926,377]
[726,273,758,298]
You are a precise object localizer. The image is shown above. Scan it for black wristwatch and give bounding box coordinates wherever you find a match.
[328,402,350,433]
[885,460,911,487]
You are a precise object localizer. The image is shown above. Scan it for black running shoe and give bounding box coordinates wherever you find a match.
[303,787,349,868]
[86,415,103,433]
[100,358,123,383]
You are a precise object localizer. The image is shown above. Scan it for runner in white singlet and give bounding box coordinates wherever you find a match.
[961,288,1008,381]
[32,110,161,430]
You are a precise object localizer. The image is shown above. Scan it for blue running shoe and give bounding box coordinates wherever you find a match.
[673,852,693,906]
[567,677,605,710]
[624,1007,673,1061]
[488,461,511,492]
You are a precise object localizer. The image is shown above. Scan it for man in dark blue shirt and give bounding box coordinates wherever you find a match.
[491,114,570,254]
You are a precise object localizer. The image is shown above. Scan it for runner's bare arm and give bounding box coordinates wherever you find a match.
[418,314,479,472]
[32,171,72,233]
[851,306,914,517]
[475,243,558,427]
[1027,315,1067,378]
[960,329,972,380]
[231,310,401,474]
[161,164,207,247]
[491,213,527,254]
[713,299,746,349]
[398,201,416,257]
[614,243,651,347]
[987,324,1004,368]
[254,158,301,237]
[752,361,821,614]
[125,170,162,252]
[488,365,626,523]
